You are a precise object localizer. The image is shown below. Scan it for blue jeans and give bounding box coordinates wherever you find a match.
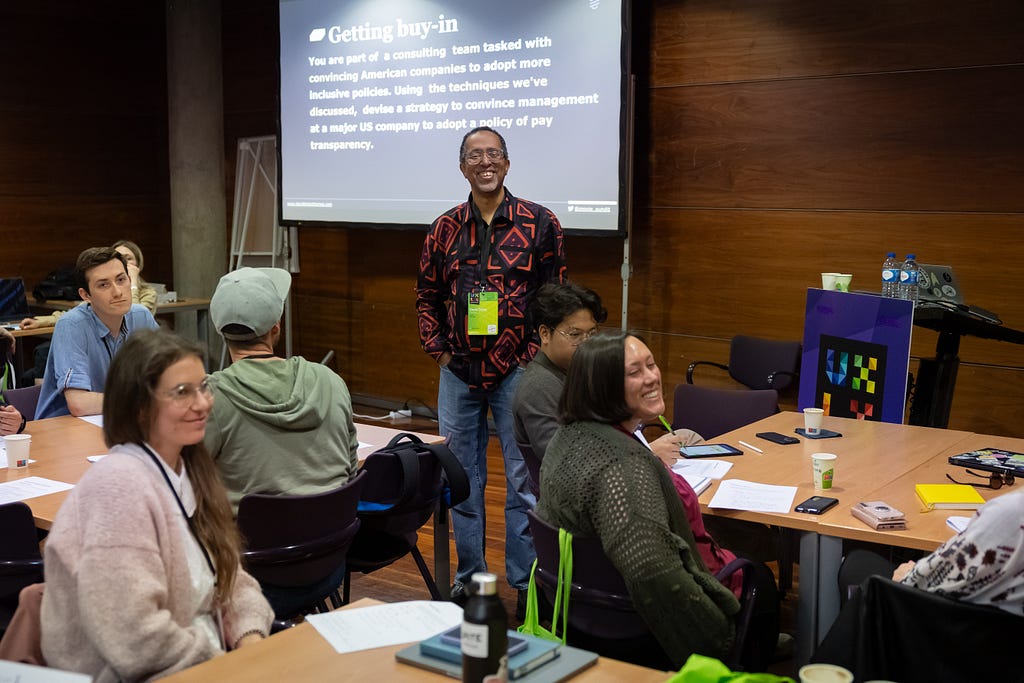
[438,365,536,589]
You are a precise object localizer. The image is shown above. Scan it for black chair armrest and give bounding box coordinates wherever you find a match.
[686,360,729,384]
[766,369,799,389]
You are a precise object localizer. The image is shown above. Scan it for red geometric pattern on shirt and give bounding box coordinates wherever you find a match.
[415,189,567,393]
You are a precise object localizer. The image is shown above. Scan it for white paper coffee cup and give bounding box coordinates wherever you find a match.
[811,452,837,490]
[3,434,32,468]
[799,664,854,683]
[821,272,840,290]
[803,407,824,435]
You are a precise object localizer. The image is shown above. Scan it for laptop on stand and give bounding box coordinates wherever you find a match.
[917,264,1001,324]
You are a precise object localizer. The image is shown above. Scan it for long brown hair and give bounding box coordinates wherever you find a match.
[103,328,241,603]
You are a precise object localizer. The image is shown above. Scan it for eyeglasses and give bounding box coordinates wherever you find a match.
[158,377,215,405]
[946,469,1015,490]
[463,148,505,165]
[557,327,598,346]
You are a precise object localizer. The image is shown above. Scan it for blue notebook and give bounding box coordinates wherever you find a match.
[398,630,592,681]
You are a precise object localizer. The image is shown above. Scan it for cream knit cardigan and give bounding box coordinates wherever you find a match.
[41,445,273,682]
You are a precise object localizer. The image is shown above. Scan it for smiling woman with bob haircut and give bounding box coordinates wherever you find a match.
[40,329,273,681]
[535,330,741,668]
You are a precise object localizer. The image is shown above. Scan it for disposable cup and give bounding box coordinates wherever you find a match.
[834,274,853,292]
[811,452,837,490]
[821,273,841,290]
[803,407,824,436]
[3,434,32,468]
[799,664,854,683]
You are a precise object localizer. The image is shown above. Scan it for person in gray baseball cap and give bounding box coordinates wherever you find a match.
[205,267,359,615]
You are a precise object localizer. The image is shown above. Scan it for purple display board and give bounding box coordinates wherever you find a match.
[798,289,914,424]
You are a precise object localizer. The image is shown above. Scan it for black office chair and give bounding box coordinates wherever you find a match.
[687,335,801,392]
[237,470,366,620]
[0,502,44,634]
[813,574,1024,682]
[343,434,468,604]
[672,383,780,441]
[2,385,42,422]
[527,511,758,671]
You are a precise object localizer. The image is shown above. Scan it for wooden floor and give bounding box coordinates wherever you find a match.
[348,410,800,677]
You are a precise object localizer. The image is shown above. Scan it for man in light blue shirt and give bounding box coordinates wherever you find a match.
[36,247,159,419]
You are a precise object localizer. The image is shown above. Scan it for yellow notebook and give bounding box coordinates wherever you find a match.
[915,483,985,511]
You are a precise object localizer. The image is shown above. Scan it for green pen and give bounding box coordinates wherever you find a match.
[657,415,674,433]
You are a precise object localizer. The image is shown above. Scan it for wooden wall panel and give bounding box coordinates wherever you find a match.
[650,0,1024,86]
[0,3,173,288]
[647,68,1024,212]
[626,209,1024,363]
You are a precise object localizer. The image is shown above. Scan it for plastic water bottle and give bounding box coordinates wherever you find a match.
[461,572,508,683]
[899,254,920,304]
[881,252,900,298]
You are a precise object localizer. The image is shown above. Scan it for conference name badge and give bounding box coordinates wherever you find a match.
[467,291,499,335]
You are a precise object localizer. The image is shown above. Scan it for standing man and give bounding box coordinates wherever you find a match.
[36,247,159,419]
[416,127,567,610]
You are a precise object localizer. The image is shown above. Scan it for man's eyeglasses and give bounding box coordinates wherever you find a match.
[557,327,598,346]
[463,148,505,165]
[946,469,1015,490]
[158,377,215,405]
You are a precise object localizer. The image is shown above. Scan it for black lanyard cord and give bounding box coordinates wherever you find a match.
[138,443,217,581]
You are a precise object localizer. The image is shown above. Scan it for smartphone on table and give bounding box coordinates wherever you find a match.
[756,431,800,445]
[679,443,743,458]
[795,496,839,514]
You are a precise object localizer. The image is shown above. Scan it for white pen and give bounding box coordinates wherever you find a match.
[738,440,763,454]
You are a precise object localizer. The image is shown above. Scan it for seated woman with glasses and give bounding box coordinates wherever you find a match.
[534,330,754,668]
[41,329,273,680]
[840,487,1024,615]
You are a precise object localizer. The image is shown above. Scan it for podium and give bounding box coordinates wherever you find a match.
[909,305,1024,428]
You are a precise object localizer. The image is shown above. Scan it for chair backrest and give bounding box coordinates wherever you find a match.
[728,335,801,391]
[528,511,760,669]
[673,383,779,440]
[0,502,44,623]
[527,510,649,640]
[813,574,1024,682]
[2,385,42,422]
[517,441,541,498]
[237,470,366,588]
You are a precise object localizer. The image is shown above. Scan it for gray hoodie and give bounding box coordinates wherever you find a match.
[204,356,359,514]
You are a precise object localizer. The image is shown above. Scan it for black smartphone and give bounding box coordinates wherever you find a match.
[795,495,839,515]
[440,626,528,656]
[679,443,743,458]
[756,431,800,445]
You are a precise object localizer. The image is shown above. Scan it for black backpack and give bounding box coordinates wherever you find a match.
[32,265,78,302]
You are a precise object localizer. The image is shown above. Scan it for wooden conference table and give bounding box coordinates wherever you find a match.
[704,411,1016,663]
[162,598,669,683]
[0,415,452,594]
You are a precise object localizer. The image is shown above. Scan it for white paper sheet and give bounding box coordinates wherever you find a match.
[946,515,973,533]
[671,459,734,480]
[0,476,75,505]
[78,414,104,427]
[307,600,463,653]
[707,479,798,513]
